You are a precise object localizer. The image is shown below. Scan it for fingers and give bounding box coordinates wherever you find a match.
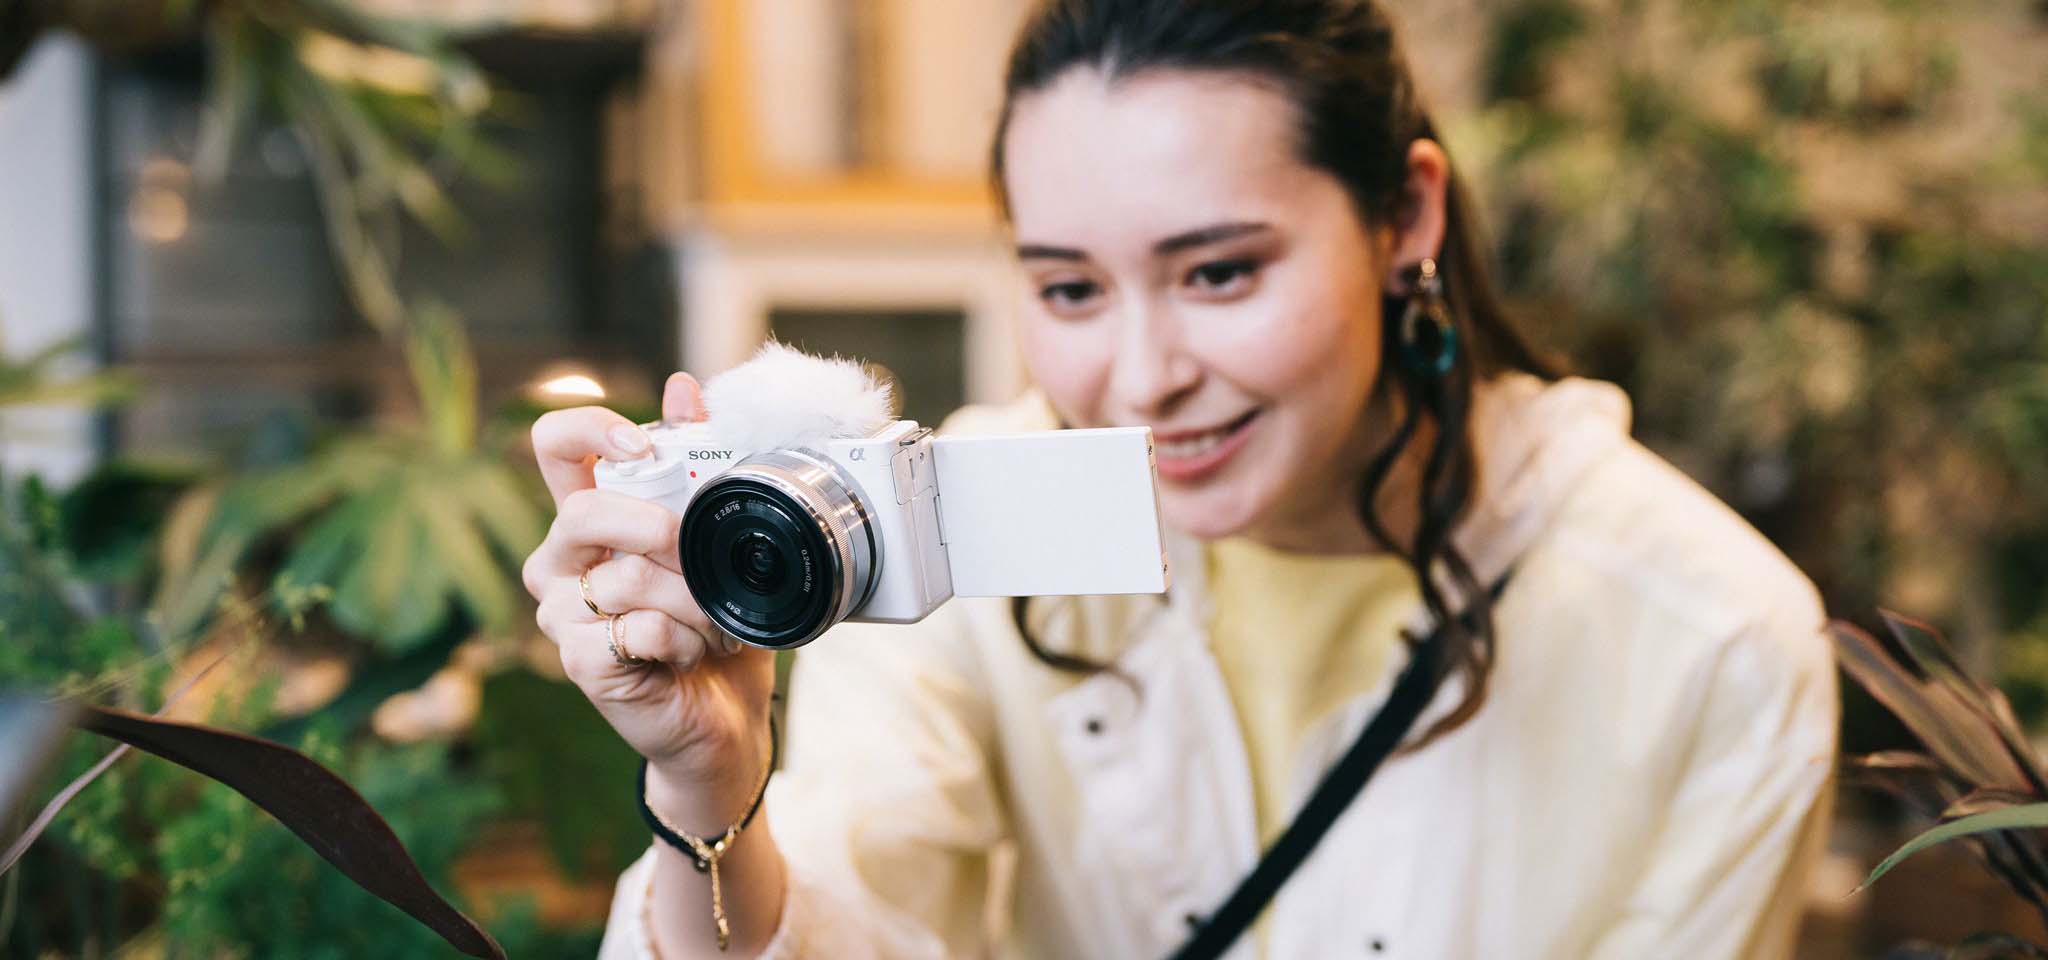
[551,607,726,687]
[582,553,717,638]
[532,406,653,508]
[662,372,707,424]
[522,489,686,601]
[530,371,699,507]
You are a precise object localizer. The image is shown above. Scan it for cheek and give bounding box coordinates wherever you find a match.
[1018,317,1113,426]
[1188,274,1384,524]
[1200,280,1381,415]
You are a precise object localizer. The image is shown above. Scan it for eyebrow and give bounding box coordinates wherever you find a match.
[1014,220,1274,263]
[1154,220,1272,256]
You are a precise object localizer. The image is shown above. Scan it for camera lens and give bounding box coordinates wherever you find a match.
[678,450,879,649]
[732,532,786,593]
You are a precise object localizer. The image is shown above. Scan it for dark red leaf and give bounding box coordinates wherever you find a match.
[75,703,505,960]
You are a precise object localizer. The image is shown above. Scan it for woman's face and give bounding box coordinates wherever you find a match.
[1001,67,1393,545]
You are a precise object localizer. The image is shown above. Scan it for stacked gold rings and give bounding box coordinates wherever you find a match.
[581,570,648,667]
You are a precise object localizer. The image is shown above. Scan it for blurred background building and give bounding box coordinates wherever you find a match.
[1,1,2044,957]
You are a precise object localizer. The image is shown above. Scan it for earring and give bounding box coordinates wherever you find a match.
[1395,257,1459,377]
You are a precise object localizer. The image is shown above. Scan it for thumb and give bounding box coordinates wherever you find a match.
[663,372,707,423]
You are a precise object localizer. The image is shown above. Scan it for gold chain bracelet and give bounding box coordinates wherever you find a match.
[635,717,778,952]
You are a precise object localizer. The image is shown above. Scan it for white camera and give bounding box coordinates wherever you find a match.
[594,417,1170,649]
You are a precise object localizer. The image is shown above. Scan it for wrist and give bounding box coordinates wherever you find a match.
[646,758,763,837]
[642,714,778,845]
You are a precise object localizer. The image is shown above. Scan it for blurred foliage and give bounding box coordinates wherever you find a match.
[2,4,605,956]
[0,332,184,693]
[1,0,513,337]
[0,612,580,960]
[0,334,134,412]
[472,670,647,882]
[197,0,516,334]
[0,483,160,697]
[1455,0,2048,711]
[155,308,547,651]
[0,349,587,955]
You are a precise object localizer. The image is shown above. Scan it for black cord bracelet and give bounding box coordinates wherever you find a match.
[635,714,780,874]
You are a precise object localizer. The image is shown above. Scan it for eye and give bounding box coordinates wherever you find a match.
[1185,259,1258,298]
[1038,279,1102,314]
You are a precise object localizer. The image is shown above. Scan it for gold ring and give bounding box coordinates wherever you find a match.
[607,613,649,667]
[580,569,612,618]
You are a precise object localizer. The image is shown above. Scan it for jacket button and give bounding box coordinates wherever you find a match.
[1184,912,1202,930]
[1084,716,1104,735]
[1370,936,1386,952]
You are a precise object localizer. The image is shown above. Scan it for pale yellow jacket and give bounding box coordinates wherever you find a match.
[599,373,1839,959]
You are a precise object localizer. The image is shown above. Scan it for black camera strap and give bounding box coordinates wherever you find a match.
[1167,569,1513,960]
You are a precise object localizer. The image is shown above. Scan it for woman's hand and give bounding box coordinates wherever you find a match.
[523,372,777,829]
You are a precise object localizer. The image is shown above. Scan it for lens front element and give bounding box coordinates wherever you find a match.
[732,531,788,593]
[678,450,877,648]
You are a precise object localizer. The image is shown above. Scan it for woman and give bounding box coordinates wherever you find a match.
[522,1,1838,956]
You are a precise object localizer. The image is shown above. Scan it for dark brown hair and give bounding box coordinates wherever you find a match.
[991,0,1562,744]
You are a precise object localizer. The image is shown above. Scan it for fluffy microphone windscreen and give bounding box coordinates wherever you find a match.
[701,341,896,456]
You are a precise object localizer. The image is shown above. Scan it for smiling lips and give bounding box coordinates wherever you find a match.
[1152,408,1261,482]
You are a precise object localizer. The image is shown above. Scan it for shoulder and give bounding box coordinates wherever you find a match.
[1572,440,1820,629]
[1515,431,1835,712]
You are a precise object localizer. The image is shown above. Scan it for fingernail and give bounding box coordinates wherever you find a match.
[609,423,650,455]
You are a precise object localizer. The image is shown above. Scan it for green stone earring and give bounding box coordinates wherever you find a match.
[1396,257,1459,377]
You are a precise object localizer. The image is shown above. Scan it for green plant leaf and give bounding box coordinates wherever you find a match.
[152,485,247,642]
[0,334,137,409]
[390,155,471,244]
[272,482,388,609]
[414,479,515,635]
[195,14,259,180]
[281,75,406,334]
[460,462,547,563]
[1860,802,2048,892]
[406,302,478,457]
[327,484,451,650]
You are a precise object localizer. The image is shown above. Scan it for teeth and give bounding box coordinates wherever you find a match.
[1158,425,1233,459]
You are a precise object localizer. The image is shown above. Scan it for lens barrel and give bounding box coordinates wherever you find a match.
[678,450,878,648]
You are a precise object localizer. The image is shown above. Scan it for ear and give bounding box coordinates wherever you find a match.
[1383,139,1451,293]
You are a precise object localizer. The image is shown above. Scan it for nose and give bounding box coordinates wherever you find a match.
[1107,296,1201,419]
